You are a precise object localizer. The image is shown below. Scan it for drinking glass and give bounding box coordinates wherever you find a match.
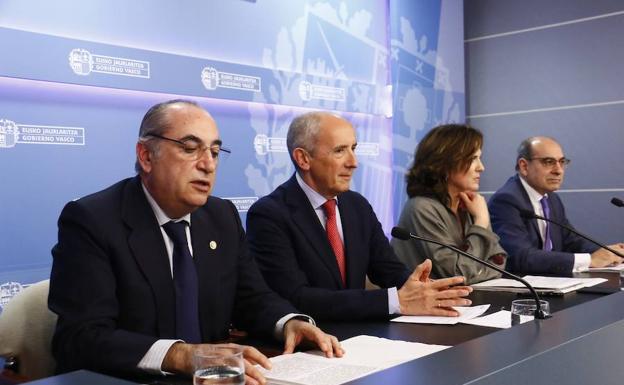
[511,299,550,326]
[193,344,245,385]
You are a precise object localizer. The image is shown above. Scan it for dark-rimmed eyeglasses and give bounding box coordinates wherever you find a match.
[527,157,571,168]
[145,133,231,161]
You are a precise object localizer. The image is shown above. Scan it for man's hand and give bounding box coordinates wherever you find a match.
[238,344,272,385]
[590,244,624,268]
[162,342,195,375]
[398,259,472,317]
[458,191,490,228]
[283,319,344,358]
[162,342,272,385]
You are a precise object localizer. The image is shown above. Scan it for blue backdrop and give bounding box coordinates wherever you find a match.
[0,0,465,312]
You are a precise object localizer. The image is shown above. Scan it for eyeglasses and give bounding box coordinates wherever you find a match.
[528,157,571,168]
[145,133,231,161]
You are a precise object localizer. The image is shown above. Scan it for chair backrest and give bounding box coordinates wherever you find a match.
[0,280,57,380]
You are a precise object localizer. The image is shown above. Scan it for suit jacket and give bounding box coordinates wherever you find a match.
[488,175,598,275]
[392,196,506,284]
[49,177,295,380]
[246,174,411,321]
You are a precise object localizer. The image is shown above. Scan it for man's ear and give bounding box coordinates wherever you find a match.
[517,158,529,177]
[292,148,311,171]
[136,142,153,173]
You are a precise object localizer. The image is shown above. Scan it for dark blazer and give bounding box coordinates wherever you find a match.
[49,177,295,380]
[488,175,598,275]
[246,174,411,321]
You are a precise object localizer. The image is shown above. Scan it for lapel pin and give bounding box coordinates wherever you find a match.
[209,240,217,250]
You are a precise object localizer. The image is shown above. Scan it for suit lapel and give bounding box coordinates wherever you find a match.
[337,195,364,289]
[121,177,176,338]
[547,195,563,250]
[285,176,344,287]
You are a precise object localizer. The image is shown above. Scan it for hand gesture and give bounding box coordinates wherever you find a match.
[398,260,472,317]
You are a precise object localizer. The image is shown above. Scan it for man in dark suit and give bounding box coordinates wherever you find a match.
[488,136,623,275]
[246,112,472,322]
[48,100,341,383]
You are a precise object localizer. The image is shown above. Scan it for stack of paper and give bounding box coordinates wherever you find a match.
[390,304,490,324]
[587,263,624,273]
[259,335,449,385]
[471,275,606,294]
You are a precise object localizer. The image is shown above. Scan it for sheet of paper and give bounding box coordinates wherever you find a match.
[261,335,450,385]
[473,276,583,289]
[460,310,532,329]
[390,304,490,325]
[578,277,608,288]
[587,263,624,272]
[263,353,377,385]
[471,276,607,294]
[326,335,449,368]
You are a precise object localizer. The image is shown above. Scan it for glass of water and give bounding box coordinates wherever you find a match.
[511,299,550,326]
[193,344,245,385]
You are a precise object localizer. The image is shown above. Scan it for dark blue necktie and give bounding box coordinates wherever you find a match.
[162,220,201,343]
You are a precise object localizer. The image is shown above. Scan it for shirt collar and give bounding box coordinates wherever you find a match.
[295,172,336,209]
[518,174,548,205]
[141,182,192,227]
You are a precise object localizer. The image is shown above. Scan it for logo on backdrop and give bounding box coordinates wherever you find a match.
[252,134,378,157]
[0,118,86,148]
[0,282,24,312]
[224,197,259,212]
[298,80,346,102]
[355,142,380,157]
[253,134,287,155]
[68,48,150,78]
[201,66,261,93]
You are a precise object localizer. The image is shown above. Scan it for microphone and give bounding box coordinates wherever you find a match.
[519,210,624,259]
[391,227,549,320]
[611,197,624,208]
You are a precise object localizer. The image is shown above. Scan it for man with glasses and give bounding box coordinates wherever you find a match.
[246,111,473,322]
[489,136,623,275]
[49,100,342,383]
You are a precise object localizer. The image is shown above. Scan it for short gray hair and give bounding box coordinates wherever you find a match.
[286,111,326,167]
[134,99,201,173]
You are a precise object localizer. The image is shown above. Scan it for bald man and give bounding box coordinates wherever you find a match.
[488,136,623,275]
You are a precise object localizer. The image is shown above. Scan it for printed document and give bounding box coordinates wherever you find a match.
[260,335,449,385]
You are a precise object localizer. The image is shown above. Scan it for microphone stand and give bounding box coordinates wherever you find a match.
[391,227,550,320]
[519,210,624,259]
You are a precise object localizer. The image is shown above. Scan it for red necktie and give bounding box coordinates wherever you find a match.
[322,199,346,285]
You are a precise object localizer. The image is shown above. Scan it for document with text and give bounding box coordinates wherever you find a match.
[260,335,449,385]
